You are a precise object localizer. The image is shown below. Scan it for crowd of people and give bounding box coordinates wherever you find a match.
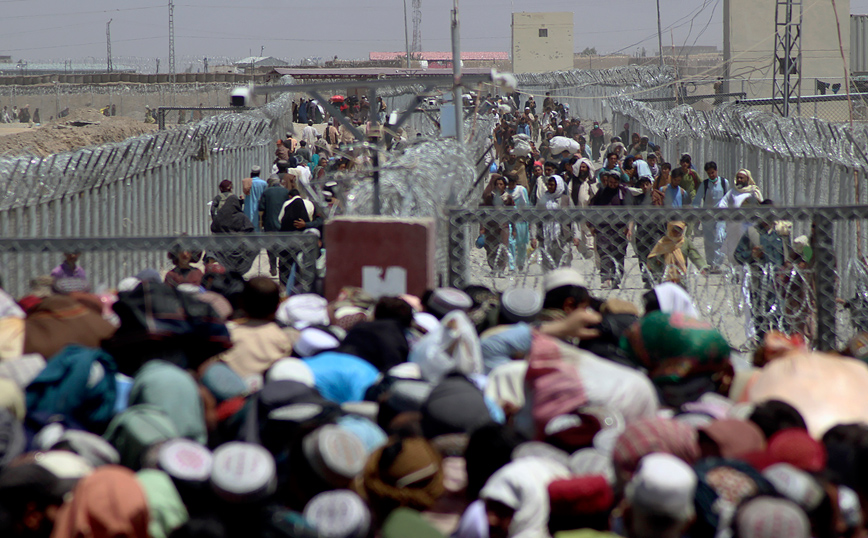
[1,89,867,538]
[1,104,39,124]
[2,251,868,538]
[479,93,816,341]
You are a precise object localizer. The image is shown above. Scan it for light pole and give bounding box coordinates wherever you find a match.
[402,0,411,68]
[451,0,463,144]
[106,19,113,73]
[656,0,664,67]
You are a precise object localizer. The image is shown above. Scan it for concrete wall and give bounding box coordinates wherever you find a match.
[0,83,251,122]
[724,0,850,105]
[853,14,868,74]
[512,12,574,74]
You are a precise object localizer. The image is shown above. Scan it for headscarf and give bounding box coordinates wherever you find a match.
[570,158,598,207]
[651,282,699,318]
[698,419,766,459]
[410,311,482,383]
[743,428,827,472]
[525,333,587,440]
[479,457,570,538]
[612,417,700,479]
[538,174,565,209]
[571,157,596,180]
[362,435,445,516]
[24,295,117,360]
[208,194,257,273]
[26,345,118,433]
[538,175,566,243]
[128,360,207,444]
[648,221,687,283]
[693,459,776,535]
[210,195,253,234]
[733,168,764,201]
[136,470,189,538]
[621,311,731,407]
[51,465,149,538]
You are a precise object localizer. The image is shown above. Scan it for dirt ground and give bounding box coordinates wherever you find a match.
[0,108,158,158]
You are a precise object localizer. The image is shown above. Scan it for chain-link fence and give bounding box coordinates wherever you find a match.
[0,234,319,298]
[448,205,868,352]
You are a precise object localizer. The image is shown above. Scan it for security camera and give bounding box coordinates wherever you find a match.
[230,86,253,107]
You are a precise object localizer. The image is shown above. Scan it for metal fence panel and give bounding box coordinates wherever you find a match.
[0,234,319,297]
[448,206,868,352]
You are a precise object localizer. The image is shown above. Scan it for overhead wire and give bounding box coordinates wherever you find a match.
[497,0,827,103]
[1,5,163,20]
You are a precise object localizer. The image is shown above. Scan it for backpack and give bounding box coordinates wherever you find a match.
[700,177,729,202]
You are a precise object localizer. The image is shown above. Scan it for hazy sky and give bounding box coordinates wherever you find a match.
[2,0,867,68]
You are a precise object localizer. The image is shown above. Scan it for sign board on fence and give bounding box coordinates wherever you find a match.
[325,217,436,300]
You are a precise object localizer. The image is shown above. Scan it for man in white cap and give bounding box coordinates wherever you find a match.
[540,268,591,321]
[623,453,697,538]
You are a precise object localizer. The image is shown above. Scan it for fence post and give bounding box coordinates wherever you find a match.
[447,208,466,288]
[813,211,837,351]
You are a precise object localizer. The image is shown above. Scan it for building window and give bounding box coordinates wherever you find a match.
[538,28,548,37]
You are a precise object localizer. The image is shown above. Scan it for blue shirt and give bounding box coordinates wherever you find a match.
[665,184,683,207]
[303,351,380,403]
[243,178,267,232]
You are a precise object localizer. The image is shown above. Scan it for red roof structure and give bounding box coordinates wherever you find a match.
[369,51,509,61]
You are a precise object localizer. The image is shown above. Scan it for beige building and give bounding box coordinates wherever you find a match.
[511,12,574,74]
[723,0,850,118]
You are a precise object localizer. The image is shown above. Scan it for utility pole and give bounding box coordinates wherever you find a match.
[402,0,411,68]
[655,0,664,67]
[451,0,463,144]
[772,0,802,116]
[203,57,208,72]
[106,19,113,73]
[168,0,176,84]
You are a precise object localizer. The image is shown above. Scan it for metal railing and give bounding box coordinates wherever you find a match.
[448,205,868,352]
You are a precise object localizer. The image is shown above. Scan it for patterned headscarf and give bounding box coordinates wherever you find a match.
[693,458,776,536]
[612,417,700,479]
[525,333,588,440]
[621,311,731,407]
